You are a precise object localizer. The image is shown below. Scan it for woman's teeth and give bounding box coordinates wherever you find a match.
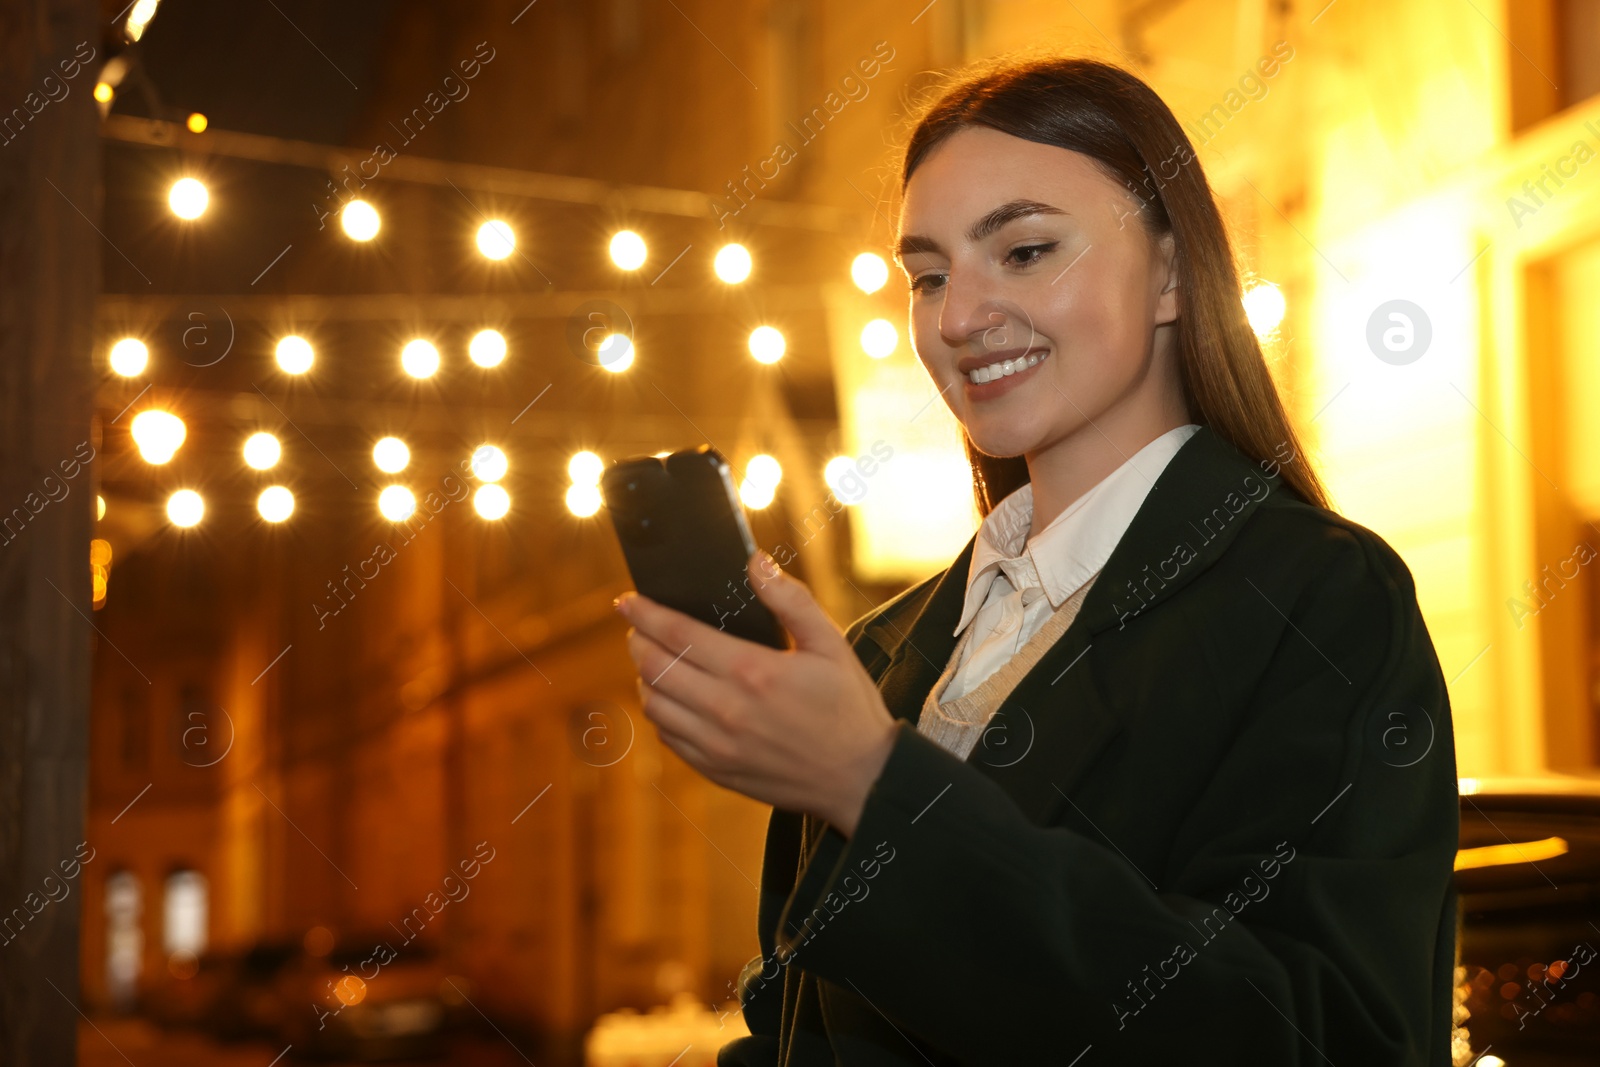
[967,350,1049,384]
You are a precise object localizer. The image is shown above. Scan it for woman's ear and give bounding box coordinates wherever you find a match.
[1154,230,1179,325]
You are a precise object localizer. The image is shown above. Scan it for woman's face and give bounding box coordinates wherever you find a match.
[897,126,1182,461]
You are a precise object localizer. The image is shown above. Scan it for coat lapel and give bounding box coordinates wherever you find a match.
[853,425,1291,827]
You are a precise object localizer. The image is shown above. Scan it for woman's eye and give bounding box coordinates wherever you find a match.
[910,272,947,294]
[1006,242,1058,267]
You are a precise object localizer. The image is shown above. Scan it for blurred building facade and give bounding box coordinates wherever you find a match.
[76,0,1600,1054]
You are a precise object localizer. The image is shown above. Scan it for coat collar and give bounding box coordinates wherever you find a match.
[857,424,1289,826]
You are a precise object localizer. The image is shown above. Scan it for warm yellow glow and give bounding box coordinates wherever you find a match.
[823,456,864,503]
[378,485,416,522]
[243,432,281,470]
[166,489,203,527]
[1243,281,1286,338]
[91,539,113,607]
[566,482,602,517]
[125,0,160,41]
[185,112,207,134]
[745,454,782,490]
[568,451,604,485]
[372,437,409,473]
[341,199,380,242]
[860,319,898,359]
[474,484,510,519]
[109,338,148,377]
[739,478,775,509]
[1454,836,1568,871]
[401,339,440,378]
[468,329,507,368]
[93,82,113,104]
[168,177,208,220]
[851,252,889,294]
[96,495,106,520]
[748,326,785,364]
[476,219,515,260]
[131,410,186,464]
[334,975,367,1007]
[714,243,752,283]
[275,335,313,375]
[470,445,508,482]
[257,485,294,523]
[609,230,647,270]
[90,538,112,567]
[598,334,633,372]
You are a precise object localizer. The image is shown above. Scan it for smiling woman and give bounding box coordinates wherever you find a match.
[616,54,1460,1067]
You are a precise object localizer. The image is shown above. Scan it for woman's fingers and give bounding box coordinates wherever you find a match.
[627,627,743,719]
[618,590,767,680]
[746,551,846,655]
[637,677,729,770]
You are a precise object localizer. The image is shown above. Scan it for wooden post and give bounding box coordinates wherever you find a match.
[0,0,100,1062]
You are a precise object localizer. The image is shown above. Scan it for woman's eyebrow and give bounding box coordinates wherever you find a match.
[896,199,1069,261]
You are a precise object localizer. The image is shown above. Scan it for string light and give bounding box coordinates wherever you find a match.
[168,178,208,220]
[109,338,148,377]
[243,432,281,470]
[131,410,185,464]
[341,200,381,242]
[166,489,204,527]
[257,485,294,523]
[598,334,633,373]
[714,243,752,283]
[748,326,785,364]
[275,335,314,374]
[470,445,508,482]
[468,329,506,368]
[851,252,889,294]
[609,230,647,270]
[401,339,440,378]
[567,451,603,484]
[475,220,515,260]
[97,495,106,520]
[93,82,113,104]
[186,112,208,134]
[565,483,602,517]
[372,437,409,473]
[740,453,782,509]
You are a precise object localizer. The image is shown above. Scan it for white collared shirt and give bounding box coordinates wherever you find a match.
[939,424,1201,702]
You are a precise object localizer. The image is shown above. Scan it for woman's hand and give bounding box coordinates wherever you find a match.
[616,550,898,838]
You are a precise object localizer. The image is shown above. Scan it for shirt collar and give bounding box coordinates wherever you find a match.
[952,423,1202,636]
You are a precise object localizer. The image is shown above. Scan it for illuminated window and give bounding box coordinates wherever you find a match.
[162,869,208,959]
[104,870,143,1010]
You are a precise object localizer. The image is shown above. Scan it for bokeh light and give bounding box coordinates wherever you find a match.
[474,484,510,520]
[470,445,508,482]
[243,432,281,470]
[748,326,785,364]
[166,489,204,527]
[860,318,898,359]
[568,451,603,485]
[598,334,633,373]
[1243,281,1286,338]
[168,177,208,220]
[131,410,185,464]
[851,252,889,294]
[109,338,148,377]
[402,339,440,378]
[372,436,410,473]
[476,220,515,260]
[468,329,507,368]
[185,112,207,133]
[378,485,416,522]
[257,485,294,523]
[713,243,752,283]
[566,483,602,517]
[609,230,647,270]
[275,335,314,375]
[341,200,381,242]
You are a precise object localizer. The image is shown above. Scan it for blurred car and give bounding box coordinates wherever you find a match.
[1454,774,1600,1066]
[272,933,458,1061]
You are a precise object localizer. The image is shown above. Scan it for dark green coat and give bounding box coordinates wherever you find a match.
[718,424,1460,1066]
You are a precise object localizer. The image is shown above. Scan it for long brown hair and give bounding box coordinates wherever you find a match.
[901,55,1330,516]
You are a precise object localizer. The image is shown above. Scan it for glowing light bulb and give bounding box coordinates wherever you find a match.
[713,243,752,283]
[94,82,114,104]
[468,329,506,368]
[566,482,602,517]
[131,410,185,464]
[476,220,515,260]
[378,485,416,522]
[166,489,204,527]
[109,338,148,377]
[257,485,294,522]
[474,484,510,519]
[185,112,208,133]
[860,318,898,358]
[851,252,889,294]
[275,335,313,374]
[168,177,208,220]
[609,230,647,270]
[598,334,633,373]
[748,326,785,364]
[243,432,281,470]
[745,454,781,490]
[341,200,380,241]
[372,437,409,473]
[1243,281,1286,338]
[740,478,775,509]
[401,339,440,378]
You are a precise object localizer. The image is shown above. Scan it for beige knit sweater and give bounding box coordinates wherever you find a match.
[916,573,1099,762]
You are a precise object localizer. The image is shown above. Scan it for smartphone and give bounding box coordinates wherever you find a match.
[601,445,789,650]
